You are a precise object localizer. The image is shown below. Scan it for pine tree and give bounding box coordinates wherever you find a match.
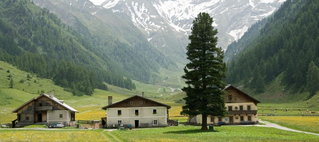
[182,12,226,130]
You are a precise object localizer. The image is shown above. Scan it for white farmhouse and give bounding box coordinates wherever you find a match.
[102,95,171,128]
[188,85,260,125]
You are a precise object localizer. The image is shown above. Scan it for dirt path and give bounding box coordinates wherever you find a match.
[258,120,319,136]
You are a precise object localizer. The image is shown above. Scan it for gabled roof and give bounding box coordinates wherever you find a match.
[224,84,261,104]
[13,94,77,113]
[102,95,171,109]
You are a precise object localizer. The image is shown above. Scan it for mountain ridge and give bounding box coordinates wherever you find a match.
[89,0,285,62]
[226,0,319,101]
[32,0,176,84]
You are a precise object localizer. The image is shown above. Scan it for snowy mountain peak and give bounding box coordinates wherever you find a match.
[89,0,285,52]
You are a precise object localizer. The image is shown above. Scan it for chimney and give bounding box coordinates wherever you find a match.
[141,92,144,97]
[108,96,112,105]
[48,90,55,98]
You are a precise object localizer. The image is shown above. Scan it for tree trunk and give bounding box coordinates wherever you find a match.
[201,114,208,130]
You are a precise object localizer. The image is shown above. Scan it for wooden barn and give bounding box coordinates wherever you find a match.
[12,94,77,127]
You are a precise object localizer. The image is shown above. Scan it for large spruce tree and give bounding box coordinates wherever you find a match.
[182,12,226,130]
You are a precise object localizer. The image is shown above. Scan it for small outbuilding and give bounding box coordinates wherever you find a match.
[102,95,171,128]
[12,93,77,127]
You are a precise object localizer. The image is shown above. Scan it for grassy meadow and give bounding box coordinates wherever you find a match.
[1,126,319,142]
[260,116,319,133]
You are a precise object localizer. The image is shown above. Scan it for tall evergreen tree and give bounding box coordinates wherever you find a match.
[182,12,226,130]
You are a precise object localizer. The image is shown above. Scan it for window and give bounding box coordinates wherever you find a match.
[135,110,139,115]
[228,106,232,111]
[248,116,252,121]
[118,110,122,115]
[118,120,122,124]
[239,105,243,110]
[218,117,222,122]
[240,116,244,121]
[59,114,63,118]
[210,116,215,122]
[26,116,29,121]
[228,95,232,101]
[247,105,251,110]
[153,120,158,125]
[39,103,42,106]
[153,109,157,114]
[71,113,75,121]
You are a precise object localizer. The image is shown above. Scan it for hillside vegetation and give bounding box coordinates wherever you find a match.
[0,0,141,95]
[226,0,319,101]
[0,61,183,123]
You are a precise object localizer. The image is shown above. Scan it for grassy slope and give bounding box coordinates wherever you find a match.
[0,61,185,123]
[1,126,319,142]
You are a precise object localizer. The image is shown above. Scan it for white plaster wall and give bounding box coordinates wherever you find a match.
[106,106,168,127]
[193,114,258,124]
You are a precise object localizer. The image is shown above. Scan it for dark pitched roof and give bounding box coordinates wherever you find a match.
[102,95,171,109]
[13,94,77,113]
[224,84,261,104]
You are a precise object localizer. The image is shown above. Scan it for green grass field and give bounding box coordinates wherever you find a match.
[0,125,318,142]
[260,116,319,133]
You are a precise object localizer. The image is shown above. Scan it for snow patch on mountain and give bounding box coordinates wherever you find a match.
[229,26,249,41]
[90,0,105,5]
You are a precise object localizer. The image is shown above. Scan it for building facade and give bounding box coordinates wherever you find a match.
[12,94,77,127]
[189,85,260,125]
[103,95,171,128]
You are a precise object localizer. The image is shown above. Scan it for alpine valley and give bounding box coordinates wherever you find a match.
[2,0,319,141]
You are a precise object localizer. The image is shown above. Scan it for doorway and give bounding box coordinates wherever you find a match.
[229,116,234,124]
[37,112,42,122]
[135,120,139,128]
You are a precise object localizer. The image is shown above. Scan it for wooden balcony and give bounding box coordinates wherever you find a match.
[228,110,257,115]
[35,106,53,111]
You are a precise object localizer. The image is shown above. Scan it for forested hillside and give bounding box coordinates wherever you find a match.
[226,0,319,99]
[0,0,136,95]
[32,0,175,83]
